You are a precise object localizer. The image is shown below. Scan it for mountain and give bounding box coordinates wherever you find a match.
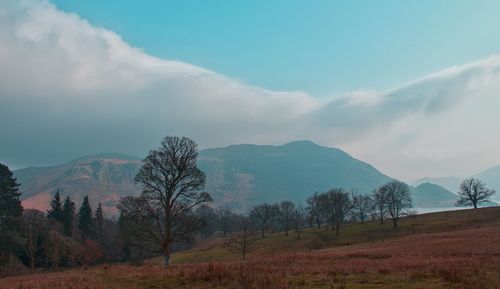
[15,141,395,214]
[197,140,393,209]
[15,154,142,216]
[413,177,461,193]
[411,183,457,208]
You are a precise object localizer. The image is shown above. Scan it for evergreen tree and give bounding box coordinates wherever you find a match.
[47,189,63,223]
[95,203,104,242]
[0,163,23,260]
[78,196,93,241]
[61,196,75,236]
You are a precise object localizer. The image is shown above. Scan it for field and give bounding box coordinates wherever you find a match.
[2,207,500,289]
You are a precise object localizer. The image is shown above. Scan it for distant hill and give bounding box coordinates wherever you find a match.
[415,165,500,203]
[411,183,457,208]
[198,140,394,209]
[475,165,500,202]
[15,154,142,216]
[413,176,461,193]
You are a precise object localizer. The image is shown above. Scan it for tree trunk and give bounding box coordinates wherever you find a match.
[392,218,398,228]
[261,227,265,239]
[30,255,35,269]
[380,215,384,224]
[163,254,170,268]
[162,246,170,268]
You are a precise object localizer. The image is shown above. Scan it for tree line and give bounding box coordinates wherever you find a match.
[0,136,496,272]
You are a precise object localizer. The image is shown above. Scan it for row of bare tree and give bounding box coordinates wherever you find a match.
[117,136,496,267]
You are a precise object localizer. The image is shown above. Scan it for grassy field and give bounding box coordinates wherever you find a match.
[2,207,500,289]
[171,206,500,264]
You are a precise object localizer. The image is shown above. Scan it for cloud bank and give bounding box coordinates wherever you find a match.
[2,0,500,181]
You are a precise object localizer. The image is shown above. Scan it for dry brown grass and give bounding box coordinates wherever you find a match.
[2,208,500,289]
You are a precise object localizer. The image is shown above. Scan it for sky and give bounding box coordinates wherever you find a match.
[2,0,500,182]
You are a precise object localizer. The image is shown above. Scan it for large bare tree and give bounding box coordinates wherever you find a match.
[380,181,412,228]
[456,178,495,209]
[118,136,211,267]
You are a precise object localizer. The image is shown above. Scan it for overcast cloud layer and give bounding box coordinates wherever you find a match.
[2,0,500,181]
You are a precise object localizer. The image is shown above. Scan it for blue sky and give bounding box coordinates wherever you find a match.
[51,0,500,96]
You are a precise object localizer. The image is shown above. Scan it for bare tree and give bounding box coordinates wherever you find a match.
[456,178,496,209]
[216,206,233,237]
[380,181,412,228]
[250,203,276,238]
[226,216,258,260]
[292,204,306,240]
[330,188,354,236]
[277,201,295,236]
[372,188,388,224]
[306,192,323,229]
[23,209,48,268]
[318,192,336,231]
[352,193,374,223]
[195,204,216,238]
[118,136,212,268]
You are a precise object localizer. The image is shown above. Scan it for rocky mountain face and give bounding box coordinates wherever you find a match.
[15,154,142,216]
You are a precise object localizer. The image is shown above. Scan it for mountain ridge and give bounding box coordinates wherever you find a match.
[13,140,467,214]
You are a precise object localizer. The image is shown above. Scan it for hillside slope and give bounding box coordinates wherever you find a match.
[198,140,393,209]
[171,206,500,264]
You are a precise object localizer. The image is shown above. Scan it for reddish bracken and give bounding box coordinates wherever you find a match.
[1,223,500,289]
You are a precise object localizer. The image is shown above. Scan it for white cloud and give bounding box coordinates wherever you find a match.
[2,0,500,182]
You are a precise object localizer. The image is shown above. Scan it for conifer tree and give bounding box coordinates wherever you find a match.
[78,196,93,241]
[61,196,75,236]
[0,163,23,260]
[47,189,63,223]
[95,203,104,242]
